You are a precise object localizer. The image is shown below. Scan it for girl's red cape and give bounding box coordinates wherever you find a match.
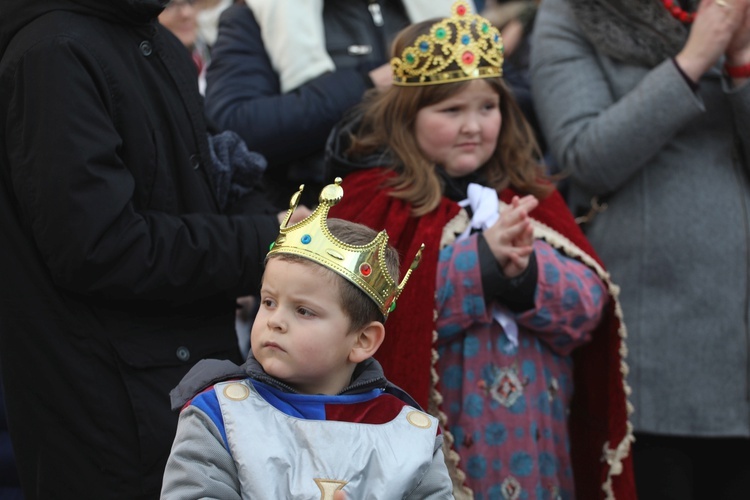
[330,168,636,499]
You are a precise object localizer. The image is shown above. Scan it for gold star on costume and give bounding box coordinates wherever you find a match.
[314,479,347,500]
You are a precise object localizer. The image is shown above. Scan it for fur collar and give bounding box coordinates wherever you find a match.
[567,0,696,67]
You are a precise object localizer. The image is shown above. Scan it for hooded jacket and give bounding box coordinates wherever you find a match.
[0,1,278,498]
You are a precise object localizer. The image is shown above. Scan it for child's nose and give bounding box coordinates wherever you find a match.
[267,310,287,332]
[461,114,481,133]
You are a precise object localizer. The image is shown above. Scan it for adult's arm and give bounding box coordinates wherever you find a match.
[205,4,372,168]
[529,0,708,195]
[5,36,277,305]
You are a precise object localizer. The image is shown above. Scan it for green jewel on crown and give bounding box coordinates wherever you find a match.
[391,0,504,86]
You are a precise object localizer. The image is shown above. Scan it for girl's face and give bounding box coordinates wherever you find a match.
[414,79,501,178]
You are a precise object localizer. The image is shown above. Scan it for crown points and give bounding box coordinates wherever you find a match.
[319,177,344,205]
[392,0,503,86]
[266,179,424,320]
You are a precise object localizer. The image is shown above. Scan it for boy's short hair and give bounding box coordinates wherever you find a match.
[268,218,400,330]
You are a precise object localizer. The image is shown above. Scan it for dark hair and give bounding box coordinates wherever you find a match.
[267,218,400,330]
[347,19,553,216]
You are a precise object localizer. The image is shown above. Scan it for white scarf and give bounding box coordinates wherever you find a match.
[196,0,233,47]
[244,0,471,93]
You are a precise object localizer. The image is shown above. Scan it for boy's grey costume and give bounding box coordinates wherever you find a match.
[161,355,454,499]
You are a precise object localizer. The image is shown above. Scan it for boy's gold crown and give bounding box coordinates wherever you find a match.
[392,0,503,86]
[267,178,424,319]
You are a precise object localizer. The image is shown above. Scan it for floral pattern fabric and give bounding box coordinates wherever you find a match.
[436,235,606,500]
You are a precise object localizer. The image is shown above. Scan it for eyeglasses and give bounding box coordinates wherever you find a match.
[165,0,197,10]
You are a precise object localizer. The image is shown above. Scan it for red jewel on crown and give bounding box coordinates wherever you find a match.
[456,4,467,16]
[359,263,372,277]
[462,51,475,64]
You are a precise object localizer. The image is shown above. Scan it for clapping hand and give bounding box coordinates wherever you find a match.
[676,0,750,81]
[482,194,538,278]
[725,0,750,69]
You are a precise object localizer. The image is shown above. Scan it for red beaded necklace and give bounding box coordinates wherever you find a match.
[662,0,696,23]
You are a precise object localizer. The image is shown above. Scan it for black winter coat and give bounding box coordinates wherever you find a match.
[0,0,278,498]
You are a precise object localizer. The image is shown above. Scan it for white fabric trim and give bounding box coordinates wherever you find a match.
[245,0,475,93]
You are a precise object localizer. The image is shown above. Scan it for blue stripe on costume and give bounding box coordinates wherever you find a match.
[251,380,382,420]
[190,388,229,449]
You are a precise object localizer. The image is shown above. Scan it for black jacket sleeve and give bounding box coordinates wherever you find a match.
[5,34,278,306]
[204,4,372,168]
[477,234,538,312]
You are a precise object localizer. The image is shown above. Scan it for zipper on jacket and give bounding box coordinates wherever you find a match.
[252,371,387,396]
[368,1,384,26]
[338,376,387,395]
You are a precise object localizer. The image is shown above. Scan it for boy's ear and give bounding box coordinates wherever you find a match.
[349,321,385,364]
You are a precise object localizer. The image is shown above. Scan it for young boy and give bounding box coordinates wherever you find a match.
[160,178,454,499]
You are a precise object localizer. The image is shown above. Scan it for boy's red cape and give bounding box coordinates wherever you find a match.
[330,168,636,499]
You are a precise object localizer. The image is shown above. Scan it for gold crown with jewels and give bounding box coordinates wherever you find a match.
[267,177,424,319]
[391,0,504,86]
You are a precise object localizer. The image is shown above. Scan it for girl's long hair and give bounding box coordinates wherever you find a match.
[347,20,554,216]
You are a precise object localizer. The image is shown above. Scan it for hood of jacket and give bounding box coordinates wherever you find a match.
[169,351,421,411]
[242,352,390,396]
[325,109,395,180]
[0,0,167,56]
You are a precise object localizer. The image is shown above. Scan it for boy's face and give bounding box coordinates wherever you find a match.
[251,258,358,395]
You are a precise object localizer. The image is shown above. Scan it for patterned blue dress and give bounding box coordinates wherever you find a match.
[435,234,606,499]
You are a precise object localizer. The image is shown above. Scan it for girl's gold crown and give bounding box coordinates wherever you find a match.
[391,0,504,86]
[267,178,423,319]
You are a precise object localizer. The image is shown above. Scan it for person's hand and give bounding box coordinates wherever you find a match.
[676,0,748,81]
[500,19,524,57]
[368,62,393,91]
[333,491,346,500]
[277,204,312,225]
[726,0,750,67]
[482,194,538,278]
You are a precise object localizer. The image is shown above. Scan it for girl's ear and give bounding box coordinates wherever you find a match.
[349,321,386,364]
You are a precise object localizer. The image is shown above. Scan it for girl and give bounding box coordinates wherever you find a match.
[327,2,635,498]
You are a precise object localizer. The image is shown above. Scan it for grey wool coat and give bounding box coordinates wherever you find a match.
[530,0,750,437]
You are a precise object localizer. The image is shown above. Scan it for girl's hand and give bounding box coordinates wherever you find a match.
[675,0,746,81]
[482,195,538,278]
